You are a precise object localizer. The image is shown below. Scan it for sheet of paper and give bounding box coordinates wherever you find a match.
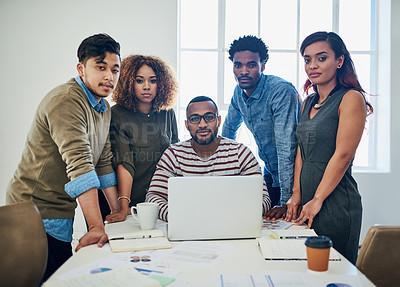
[219,271,322,287]
[54,249,181,281]
[53,255,128,280]
[122,250,181,278]
[117,249,180,273]
[220,271,374,287]
[44,266,161,287]
[258,238,341,260]
[262,219,294,230]
[157,242,231,267]
[219,274,275,287]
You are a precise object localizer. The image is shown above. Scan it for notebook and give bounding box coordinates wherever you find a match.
[167,175,263,241]
[258,238,341,261]
[105,218,172,252]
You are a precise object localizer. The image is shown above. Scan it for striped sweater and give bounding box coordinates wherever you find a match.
[145,137,271,221]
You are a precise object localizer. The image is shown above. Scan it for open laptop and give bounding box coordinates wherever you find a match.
[167,175,263,241]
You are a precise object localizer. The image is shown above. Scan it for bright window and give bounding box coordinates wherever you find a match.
[178,0,378,168]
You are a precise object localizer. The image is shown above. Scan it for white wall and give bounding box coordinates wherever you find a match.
[0,0,178,204]
[0,0,399,243]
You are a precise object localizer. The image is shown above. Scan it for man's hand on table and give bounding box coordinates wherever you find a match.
[264,205,288,221]
[75,226,108,252]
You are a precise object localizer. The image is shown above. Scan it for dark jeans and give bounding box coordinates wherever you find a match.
[42,233,73,283]
[263,170,281,208]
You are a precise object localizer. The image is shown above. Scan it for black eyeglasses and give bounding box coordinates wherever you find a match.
[187,112,218,124]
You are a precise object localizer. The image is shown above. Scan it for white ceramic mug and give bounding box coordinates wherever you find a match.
[131,202,159,230]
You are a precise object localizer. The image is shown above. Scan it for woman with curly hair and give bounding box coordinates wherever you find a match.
[105,55,179,223]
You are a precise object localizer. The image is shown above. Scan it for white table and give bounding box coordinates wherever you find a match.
[47,220,375,286]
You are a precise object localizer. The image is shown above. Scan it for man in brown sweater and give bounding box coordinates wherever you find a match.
[6,33,121,281]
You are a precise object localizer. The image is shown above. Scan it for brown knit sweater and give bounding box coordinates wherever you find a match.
[6,78,114,219]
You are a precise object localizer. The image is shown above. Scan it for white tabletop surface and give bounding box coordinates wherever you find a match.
[47,218,375,287]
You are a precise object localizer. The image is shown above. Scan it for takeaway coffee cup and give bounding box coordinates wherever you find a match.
[131,202,159,230]
[305,236,333,272]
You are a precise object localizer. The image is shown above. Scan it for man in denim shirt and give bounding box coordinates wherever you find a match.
[222,35,300,212]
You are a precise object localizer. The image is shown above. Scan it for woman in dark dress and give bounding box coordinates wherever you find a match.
[105,55,179,223]
[285,31,373,264]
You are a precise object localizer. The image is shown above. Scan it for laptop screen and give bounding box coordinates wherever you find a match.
[167,175,263,241]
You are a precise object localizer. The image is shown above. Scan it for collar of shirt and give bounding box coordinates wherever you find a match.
[241,74,266,101]
[74,76,108,113]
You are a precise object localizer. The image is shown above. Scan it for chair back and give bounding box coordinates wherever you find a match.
[0,201,48,287]
[357,225,400,287]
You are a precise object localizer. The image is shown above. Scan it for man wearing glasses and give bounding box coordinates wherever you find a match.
[145,96,271,221]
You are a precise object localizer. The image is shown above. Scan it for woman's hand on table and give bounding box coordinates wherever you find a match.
[284,193,302,222]
[104,208,131,224]
[294,197,323,229]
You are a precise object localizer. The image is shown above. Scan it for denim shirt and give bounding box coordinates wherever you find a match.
[222,74,300,204]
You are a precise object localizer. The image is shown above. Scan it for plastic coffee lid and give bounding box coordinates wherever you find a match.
[304,236,333,248]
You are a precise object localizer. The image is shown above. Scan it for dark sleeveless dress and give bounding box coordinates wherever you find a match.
[296,86,362,265]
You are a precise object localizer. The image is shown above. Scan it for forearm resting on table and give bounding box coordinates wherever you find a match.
[78,187,105,230]
[103,165,133,223]
[116,164,133,214]
[102,185,119,214]
[282,146,302,221]
[292,145,302,195]
[75,187,108,251]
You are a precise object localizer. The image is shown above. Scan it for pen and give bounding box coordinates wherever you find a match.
[109,235,153,240]
[279,236,309,239]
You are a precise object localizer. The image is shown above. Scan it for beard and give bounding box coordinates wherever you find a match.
[85,80,114,99]
[191,127,219,145]
[236,74,261,92]
[238,81,257,91]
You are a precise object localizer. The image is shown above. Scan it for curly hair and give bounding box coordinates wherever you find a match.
[112,55,178,112]
[228,35,269,63]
